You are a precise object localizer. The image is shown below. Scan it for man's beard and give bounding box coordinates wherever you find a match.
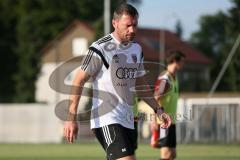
[123,33,135,43]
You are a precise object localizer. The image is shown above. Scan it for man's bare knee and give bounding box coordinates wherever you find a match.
[171,148,176,159]
[161,147,177,160]
[161,147,171,159]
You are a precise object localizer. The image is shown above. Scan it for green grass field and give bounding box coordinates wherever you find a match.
[0,142,239,160]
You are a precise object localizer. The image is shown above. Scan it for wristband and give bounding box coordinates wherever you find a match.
[154,107,164,114]
[67,112,77,121]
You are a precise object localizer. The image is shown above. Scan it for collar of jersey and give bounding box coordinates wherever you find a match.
[110,33,132,46]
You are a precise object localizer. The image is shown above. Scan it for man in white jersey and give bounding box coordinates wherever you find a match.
[64,3,171,160]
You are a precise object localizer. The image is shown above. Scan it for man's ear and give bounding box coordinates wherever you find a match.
[112,19,117,28]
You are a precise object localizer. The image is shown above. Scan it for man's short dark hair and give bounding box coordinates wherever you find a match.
[113,3,139,20]
[166,50,186,65]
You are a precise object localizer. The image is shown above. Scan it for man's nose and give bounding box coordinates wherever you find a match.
[129,26,136,33]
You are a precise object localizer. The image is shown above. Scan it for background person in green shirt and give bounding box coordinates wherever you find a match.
[151,50,185,160]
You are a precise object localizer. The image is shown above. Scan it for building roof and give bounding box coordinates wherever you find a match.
[40,20,211,65]
[136,28,211,64]
[40,20,94,55]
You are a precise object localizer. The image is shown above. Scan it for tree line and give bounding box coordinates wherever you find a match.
[0,0,126,103]
[190,0,240,92]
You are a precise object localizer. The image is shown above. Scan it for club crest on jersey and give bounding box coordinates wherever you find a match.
[131,54,137,63]
[104,42,117,51]
[113,54,119,63]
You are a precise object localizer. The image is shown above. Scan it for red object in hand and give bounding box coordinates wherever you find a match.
[150,127,159,148]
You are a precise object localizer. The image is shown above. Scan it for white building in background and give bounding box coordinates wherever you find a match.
[0,22,96,143]
[36,20,95,108]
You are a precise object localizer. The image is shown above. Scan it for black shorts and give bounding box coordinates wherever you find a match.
[92,123,137,160]
[158,124,176,148]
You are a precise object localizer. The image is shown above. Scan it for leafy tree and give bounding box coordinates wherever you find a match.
[190,12,228,59]
[0,0,131,102]
[0,0,19,102]
[175,19,183,38]
[190,0,240,92]
[226,0,240,91]
[13,0,107,102]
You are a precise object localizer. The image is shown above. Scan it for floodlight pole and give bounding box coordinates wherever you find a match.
[208,34,240,97]
[160,28,165,64]
[104,0,111,35]
[159,13,179,66]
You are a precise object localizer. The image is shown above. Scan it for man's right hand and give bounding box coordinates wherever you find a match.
[63,121,78,143]
[159,112,172,128]
[155,108,172,129]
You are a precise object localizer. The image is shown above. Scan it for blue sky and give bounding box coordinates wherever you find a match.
[129,0,233,40]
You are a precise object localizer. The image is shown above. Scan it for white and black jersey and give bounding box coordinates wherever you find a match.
[80,34,145,129]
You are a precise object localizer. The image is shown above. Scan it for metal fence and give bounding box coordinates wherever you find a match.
[176,98,240,143]
[0,97,239,144]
